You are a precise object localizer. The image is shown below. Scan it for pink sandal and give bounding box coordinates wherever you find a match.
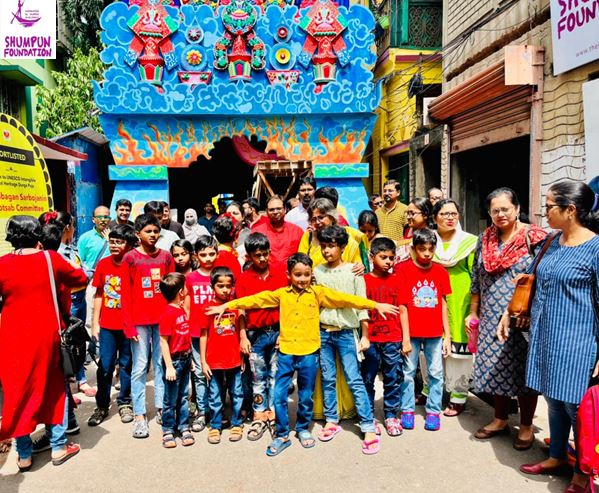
[362,436,381,455]
[318,424,342,442]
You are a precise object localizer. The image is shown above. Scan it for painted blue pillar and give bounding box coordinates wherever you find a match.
[108,165,170,219]
[314,163,370,228]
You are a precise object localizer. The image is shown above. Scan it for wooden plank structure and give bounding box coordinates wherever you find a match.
[252,159,313,202]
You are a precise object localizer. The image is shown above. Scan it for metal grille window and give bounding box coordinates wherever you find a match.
[408,2,442,49]
[0,78,21,120]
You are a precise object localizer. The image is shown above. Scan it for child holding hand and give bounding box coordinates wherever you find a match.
[158,273,194,448]
[396,229,451,432]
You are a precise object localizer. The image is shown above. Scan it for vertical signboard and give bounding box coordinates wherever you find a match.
[0,0,56,59]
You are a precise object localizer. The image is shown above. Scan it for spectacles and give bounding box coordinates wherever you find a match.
[488,207,514,217]
[94,215,111,220]
[373,201,384,207]
[268,207,284,213]
[109,239,127,246]
[310,214,327,223]
[405,211,422,217]
[544,204,562,212]
[438,212,459,219]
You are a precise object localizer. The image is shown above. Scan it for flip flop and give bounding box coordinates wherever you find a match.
[51,443,80,466]
[297,430,316,448]
[318,424,342,442]
[362,437,381,455]
[266,437,291,457]
[443,403,465,417]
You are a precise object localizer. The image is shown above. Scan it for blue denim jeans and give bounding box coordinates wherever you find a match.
[401,337,443,414]
[546,396,581,473]
[319,329,375,433]
[361,341,403,419]
[96,328,132,409]
[248,329,279,415]
[130,324,164,416]
[274,352,318,438]
[208,367,243,431]
[15,390,68,460]
[71,289,88,384]
[191,338,208,416]
[162,356,191,434]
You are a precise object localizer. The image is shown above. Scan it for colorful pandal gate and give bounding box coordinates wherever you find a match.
[95,0,380,224]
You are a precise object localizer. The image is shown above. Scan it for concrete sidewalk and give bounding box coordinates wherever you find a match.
[0,378,572,493]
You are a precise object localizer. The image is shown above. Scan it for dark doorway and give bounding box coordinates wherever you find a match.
[452,136,530,235]
[167,136,256,217]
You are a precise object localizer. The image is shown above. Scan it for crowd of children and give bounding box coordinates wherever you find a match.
[76,201,457,458]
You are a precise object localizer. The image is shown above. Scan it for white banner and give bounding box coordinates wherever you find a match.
[0,0,56,59]
[550,0,599,75]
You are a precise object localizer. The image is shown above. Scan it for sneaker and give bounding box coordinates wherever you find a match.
[32,434,51,454]
[401,412,415,430]
[87,408,109,427]
[424,413,441,431]
[191,415,206,433]
[118,404,134,424]
[66,420,80,436]
[132,418,149,439]
[155,409,163,425]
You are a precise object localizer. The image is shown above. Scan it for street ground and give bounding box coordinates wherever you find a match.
[0,372,573,493]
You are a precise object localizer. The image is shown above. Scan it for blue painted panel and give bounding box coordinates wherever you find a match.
[108,165,168,181]
[314,163,369,179]
[110,179,170,219]
[316,177,369,229]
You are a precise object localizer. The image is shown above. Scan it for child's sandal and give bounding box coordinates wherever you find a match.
[162,433,177,449]
[266,437,291,457]
[229,426,243,442]
[207,428,221,444]
[180,430,195,446]
[247,420,268,441]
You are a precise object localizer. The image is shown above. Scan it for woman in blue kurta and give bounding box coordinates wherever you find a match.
[498,181,599,493]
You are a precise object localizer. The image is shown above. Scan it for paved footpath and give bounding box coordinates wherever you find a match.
[0,376,574,493]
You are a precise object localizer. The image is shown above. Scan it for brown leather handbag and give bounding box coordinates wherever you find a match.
[507,232,557,330]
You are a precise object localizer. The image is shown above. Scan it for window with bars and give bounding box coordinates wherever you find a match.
[0,78,22,120]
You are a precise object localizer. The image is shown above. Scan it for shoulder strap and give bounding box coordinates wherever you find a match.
[524,224,533,257]
[44,251,62,334]
[92,240,109,271]
[531,231,558,276]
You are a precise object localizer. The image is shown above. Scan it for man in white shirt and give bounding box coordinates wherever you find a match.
[285,175,316,230]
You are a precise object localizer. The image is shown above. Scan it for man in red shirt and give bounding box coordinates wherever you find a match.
[252,196,303,270]
[236,233,288,440]
[242,197,268,229]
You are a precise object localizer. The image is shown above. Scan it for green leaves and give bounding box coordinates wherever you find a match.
[36,48,105,138]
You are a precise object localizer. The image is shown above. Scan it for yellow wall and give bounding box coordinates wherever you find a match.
[371,48,442,192]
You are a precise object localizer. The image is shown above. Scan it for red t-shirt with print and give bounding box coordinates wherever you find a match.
[213,248,241,279]
[364,272,408,343]
[197,301,241,370]
[186,270,214,338]
[121,248,175,337]
[92,256,128,330]
[395,260,452,338]
[159,305,191,354]
[235,265,287,329]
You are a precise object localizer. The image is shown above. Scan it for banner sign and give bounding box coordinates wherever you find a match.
[0,0,56,59]
[0,113,53,255]
[550,0,599,75]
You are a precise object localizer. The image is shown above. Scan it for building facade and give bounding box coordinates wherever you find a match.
[427,0,599,233]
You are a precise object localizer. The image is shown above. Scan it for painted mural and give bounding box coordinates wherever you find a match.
[95,0,379,222]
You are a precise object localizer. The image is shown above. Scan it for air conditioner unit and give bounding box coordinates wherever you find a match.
[422,97,437,126]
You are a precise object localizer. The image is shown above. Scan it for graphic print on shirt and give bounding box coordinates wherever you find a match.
[103,274,122,309]
[412,280,438,308]
[192,283,214,305]
[216,312,237,336]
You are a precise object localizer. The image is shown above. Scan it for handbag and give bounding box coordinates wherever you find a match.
[507,231,558,330]
[44,251,90,379]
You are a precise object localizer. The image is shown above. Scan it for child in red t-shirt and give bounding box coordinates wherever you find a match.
[185,235,218,432]
[236,232,287,440]
[396,228,451,432]
[122,213,175,439]
[158,272,194,448]
[89,224,137,427]
[361,237,410,437]
[199,267,250,444]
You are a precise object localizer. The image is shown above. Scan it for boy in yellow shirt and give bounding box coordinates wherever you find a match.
[206,253,399,457]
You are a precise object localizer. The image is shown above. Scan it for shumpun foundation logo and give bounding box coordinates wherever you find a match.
[0,0,56,59]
